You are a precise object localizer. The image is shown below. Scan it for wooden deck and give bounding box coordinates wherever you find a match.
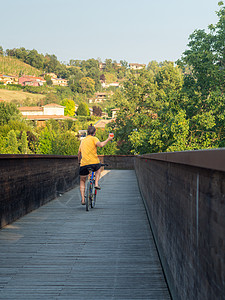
[0,170,171,300]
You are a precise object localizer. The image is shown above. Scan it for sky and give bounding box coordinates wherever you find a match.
[0,0,220,65]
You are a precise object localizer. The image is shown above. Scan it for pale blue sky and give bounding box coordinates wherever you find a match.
[0,0,220,65]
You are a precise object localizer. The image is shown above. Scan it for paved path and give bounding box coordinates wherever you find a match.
[0,170,171,300]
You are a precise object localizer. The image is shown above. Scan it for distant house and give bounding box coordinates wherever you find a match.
[19,106,43,116]
[89,92,108,103]
[43,73,58,79]
[51,78,68,87]
[101,82,120,88]
[99,63,106,71]
[111,108,119,118]
[94,119,114,129]
[18,103,76,126]
[129,63,146,70]
[41,73,68,86]
[43,103,65,115]
[0,74,18,85]
[18,76,46,87]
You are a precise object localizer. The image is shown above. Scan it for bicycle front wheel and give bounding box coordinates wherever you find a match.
[92,188,97,208]
[85,181,91,211]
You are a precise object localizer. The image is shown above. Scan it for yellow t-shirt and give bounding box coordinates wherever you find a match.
[79,135,100,166]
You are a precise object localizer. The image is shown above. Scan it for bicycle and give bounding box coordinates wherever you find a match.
[85,163,108,211]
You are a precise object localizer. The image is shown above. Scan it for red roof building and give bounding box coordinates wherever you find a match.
[18,76,46,86]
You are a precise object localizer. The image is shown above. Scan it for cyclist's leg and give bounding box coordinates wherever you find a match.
[94,168,101,188]
[80,175,87,204]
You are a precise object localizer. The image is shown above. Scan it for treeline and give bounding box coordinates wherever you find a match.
[108,2,225,154]
[0,47,129,92]
[0,102,117,155]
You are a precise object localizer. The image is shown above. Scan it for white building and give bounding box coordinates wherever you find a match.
[129,63,146,70]
[19,103,65,116]
[43,103,65,115]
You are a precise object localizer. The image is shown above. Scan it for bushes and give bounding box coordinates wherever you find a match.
[23,85,53,94]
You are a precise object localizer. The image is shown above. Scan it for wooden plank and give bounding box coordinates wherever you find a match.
[0,170,171,299]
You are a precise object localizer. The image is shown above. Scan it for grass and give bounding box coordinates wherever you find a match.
[0,56,42,76]
[0,89,45,105]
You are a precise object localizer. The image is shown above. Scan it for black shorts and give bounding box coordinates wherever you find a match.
[79,163,101,176]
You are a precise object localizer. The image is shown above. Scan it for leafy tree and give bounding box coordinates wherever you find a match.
[44,54,61,73]
[26,49,44,69]
[79,77,95,96]
[21,131,28,154]
[86,67,101,90]
[44,92,60,104]
[44,74,53,86]
[120,60,128,68]
[26,131,38,154]
[37,126,55,154]
[177,2,225,96]
[0,134,6,153]
[76,102,90,116]
[105,73,117,83]
[60,99,75,116]
[100,74,106,81]
[0,46,3,56]
[6,130,19,154]
[68,69,84,92]
[52,131,80,155]
[0,102,22,125]
[105,59,114,73]
[112,64,187,154]
[93,106,102,117]
[147,60,160,75]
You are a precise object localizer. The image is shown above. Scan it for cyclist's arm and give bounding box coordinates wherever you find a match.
[96,134,113,148]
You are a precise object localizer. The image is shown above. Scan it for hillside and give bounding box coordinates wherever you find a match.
[0,56,42,76]
[0,89,45,104]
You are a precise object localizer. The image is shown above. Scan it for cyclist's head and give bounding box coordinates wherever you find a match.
[87,124,96,136]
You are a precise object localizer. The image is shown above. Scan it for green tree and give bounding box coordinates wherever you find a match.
[105,59,114,73]
[37,126,55,154]
[76,102,90,116]
[26,49,44,69]
[21,131,28,154]
[44,74,53,86]
[112,64,189,154]
[0,134,6,153]
[0,102,22,125]
[147,60,159,75]
[60,99,75,116]
[79,77,95,96]
[52,131,80,155]
[93,106,102,117]
[177,2,225,96]
[6,130,19,154]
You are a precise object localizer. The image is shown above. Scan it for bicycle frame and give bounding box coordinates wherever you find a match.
[85,170,97,211]
[84,163,108,211]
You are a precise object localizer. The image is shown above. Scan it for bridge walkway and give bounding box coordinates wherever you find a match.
[0,170,170,300]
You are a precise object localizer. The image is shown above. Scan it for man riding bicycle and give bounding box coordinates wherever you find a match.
[78,124,114,205]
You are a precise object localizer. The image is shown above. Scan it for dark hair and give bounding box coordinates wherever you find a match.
[87,124,96,136]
